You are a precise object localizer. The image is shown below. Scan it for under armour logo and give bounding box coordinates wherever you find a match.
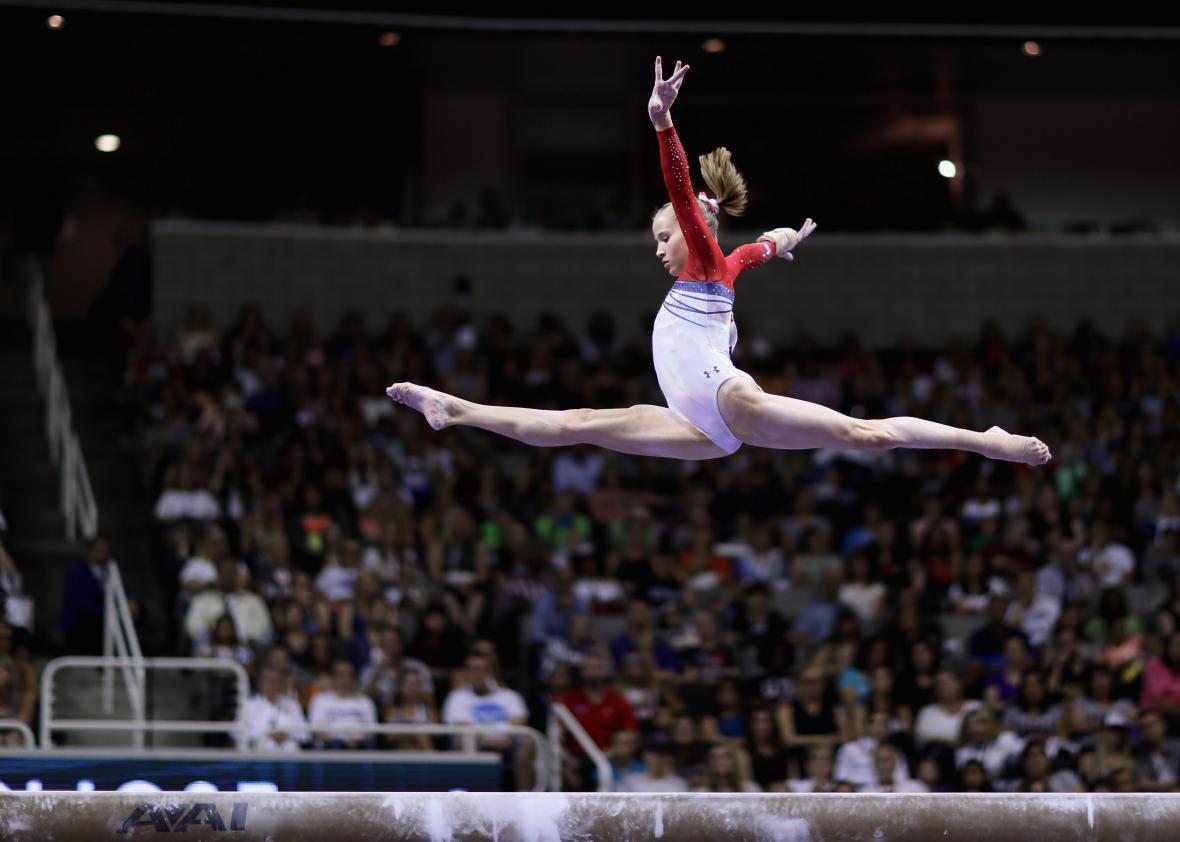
[703,366,720,379]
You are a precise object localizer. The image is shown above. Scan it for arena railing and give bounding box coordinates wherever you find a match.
[548,702,613,792]
[40,656,251,751]
[23,258,97,543]
[101,562,146,738]
[0,719,36,749]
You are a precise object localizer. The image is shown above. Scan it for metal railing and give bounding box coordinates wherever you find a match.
[23,259,97,542]
[0,719,36,749]
[101,562,146,736]
[297,723,550,792]
[548,702,613,792]
[40,656,251,751]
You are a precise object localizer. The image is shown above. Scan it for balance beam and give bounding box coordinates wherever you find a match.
[1,792,1178,841]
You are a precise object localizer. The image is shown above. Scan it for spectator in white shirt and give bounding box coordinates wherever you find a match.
[308,660,378,749]
[552,446,605,495]
[914,671,983,749]
[442,652,534,790]
[620,738,689,793]
[178,527,227,596]
[834,711,911,789]
[315,538,363,603]
[153,462,221,523]
[1077,520,1136,589]
[860,744,928,792]
[184,558,273,651]
[241,666,308,752]
[955,707,1025,781]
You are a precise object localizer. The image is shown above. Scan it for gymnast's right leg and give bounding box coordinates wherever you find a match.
[386,382,727,461]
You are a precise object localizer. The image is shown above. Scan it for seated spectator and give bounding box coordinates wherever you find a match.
[779,666,840,768]
[253,531,295,603]
[607,728,645,789]
[620,736,689,793]
[1002,670,1068,739]
[611,600,680,674]
[407,603,469,691]
[1015,738,1084,793]
[786,744,836,793]
[861,743,927,792]
[1132,710,1180,790]
[733,583,793,678]
[837,550,886,627]
[556,652,637,755]
[894,639,939,713]
[308,659,378,749]
[382,669,438,751]
[360,625,433,710]
[695,742,762,792]
[948,552,1007,615]
[983,634,1032,710]
[955,707,1025,782]
[0,623,35,745]
[700,678,747,743]
[1077,521,1135,590]
[967,595,1027,666]
[153,462,221,523]
[61,537,114,656]
[241,666,308,752]
[537,611,599,683]
[196,614,256,680]
[835,710,911,790]
[866,664,914,744]
[1070,666,1136,744]
[442,652,534,790]
[1140,629,1180,734]
[179,526,227,597]
[957,758,995,792]
[1078,712,1136,787]
[185,558,273,651]
[315,537,363,603]
[1006,569,1060,649]
[669,714,708,787]
[915,671,984,749]
[745,706,789,791]
[0,538,32,633]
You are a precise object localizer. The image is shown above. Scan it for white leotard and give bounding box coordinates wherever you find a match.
[652,280,760,455]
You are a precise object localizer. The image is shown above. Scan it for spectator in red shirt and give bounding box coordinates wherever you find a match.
[557,651,638,789]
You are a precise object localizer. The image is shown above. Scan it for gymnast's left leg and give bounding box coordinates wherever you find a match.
[717,378,1051,465]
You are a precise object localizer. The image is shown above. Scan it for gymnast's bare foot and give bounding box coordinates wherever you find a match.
[385,382,463,430]
[982,426,1052,466]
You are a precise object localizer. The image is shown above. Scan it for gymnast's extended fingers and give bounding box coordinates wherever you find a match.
[655,55,663,83]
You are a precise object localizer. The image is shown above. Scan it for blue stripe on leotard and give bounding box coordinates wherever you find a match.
[671,281,735,301]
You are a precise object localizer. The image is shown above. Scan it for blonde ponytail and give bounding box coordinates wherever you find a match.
[699,147,749,219]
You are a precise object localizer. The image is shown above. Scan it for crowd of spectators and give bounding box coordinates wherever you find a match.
[112,294,1180,792]
[0,505,37,746]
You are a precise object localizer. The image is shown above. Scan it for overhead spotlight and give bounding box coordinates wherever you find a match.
[1022,40,1041,57]
[95,134,121,153]
[938,159,957,179]
[47,14,65,29]
[379,31,401,47]
[702,38,725,54]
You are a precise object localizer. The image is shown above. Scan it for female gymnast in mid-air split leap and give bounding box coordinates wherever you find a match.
[387,57,1051,467]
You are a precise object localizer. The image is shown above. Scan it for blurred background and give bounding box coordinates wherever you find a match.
[0,4,1178,797]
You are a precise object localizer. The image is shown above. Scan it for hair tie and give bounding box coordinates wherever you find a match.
[698,192,720,215]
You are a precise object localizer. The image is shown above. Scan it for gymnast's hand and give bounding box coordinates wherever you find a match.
[759,218,817,261]
[648,56,689,129]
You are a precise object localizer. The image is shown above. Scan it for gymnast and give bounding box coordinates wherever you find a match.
[387,57,1051,467]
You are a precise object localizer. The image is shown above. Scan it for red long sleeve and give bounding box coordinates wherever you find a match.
[658,125,725,282]
[657,126,776,289]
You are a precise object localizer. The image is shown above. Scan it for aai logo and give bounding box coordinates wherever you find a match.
[117,802,248,833]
